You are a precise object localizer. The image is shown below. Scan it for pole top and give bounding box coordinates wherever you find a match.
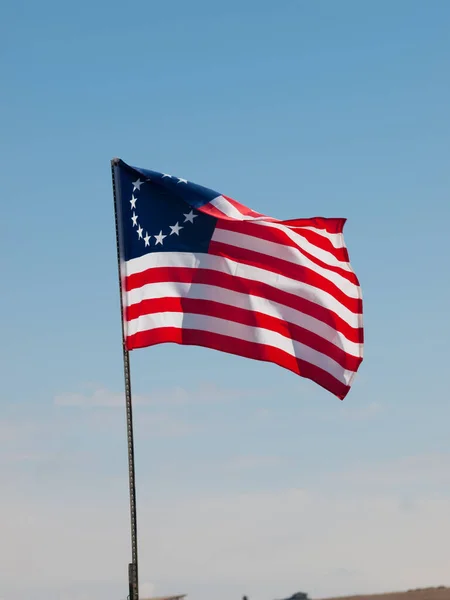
[111,157,121,166]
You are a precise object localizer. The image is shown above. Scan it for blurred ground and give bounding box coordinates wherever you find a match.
[320,588,450,600]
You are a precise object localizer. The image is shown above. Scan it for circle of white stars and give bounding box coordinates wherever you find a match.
[129,174,198,248]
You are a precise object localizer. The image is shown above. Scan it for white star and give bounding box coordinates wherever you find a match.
[154,230,167,245]
[137,225,143,239]
[169,222,183,236]
[183,210,197,224]
[132,178,143,191]
[130,195,137,209]
[162,173,172,178]
[144,232,151,247]
[131,212,138,227]
[177,178,188,184]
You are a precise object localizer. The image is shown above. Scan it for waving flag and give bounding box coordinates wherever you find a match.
[112,159,363,399]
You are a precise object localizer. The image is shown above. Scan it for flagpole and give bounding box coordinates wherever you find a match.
[111,158,139,600]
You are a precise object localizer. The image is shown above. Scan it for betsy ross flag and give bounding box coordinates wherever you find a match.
[112,159,363,400]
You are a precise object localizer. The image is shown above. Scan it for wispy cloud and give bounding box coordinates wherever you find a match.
[303,400,384,422]
[339,400,383,420]
[0,452,54,465]
[54,382,259,408]
[135,412,198,438]
[0,419,52,467]
[254,407,271,420]
[224,455,282,471]
[54,387,151,407]
[336,453,450,488]
[0,419,40,442]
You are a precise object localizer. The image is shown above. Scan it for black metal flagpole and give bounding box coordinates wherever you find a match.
[111,158,139,600]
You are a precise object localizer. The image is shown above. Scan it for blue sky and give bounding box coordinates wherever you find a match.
[1,1,450,599]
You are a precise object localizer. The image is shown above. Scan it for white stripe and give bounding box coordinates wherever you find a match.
[254,221,352,270]
[210,196,256,221]
[126,280,360,357]
[124,252,362,328]
[293,226,345,249]
[126,311,355,385]
[212,227,358,298]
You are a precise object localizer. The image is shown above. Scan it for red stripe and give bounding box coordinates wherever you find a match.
[209,241,362,314]
[286,226,350,263]
[126,327,351,400]
[216,220,359,284]
[126,296,362,371]
[282,217,346,234]
[124,266,363,343]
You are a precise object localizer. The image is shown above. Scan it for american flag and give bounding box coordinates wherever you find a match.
[113,159,363,400]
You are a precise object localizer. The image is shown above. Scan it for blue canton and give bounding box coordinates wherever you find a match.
[115,160,218,262]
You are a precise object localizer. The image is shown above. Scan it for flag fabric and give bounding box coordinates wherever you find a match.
[112,159,363,400]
